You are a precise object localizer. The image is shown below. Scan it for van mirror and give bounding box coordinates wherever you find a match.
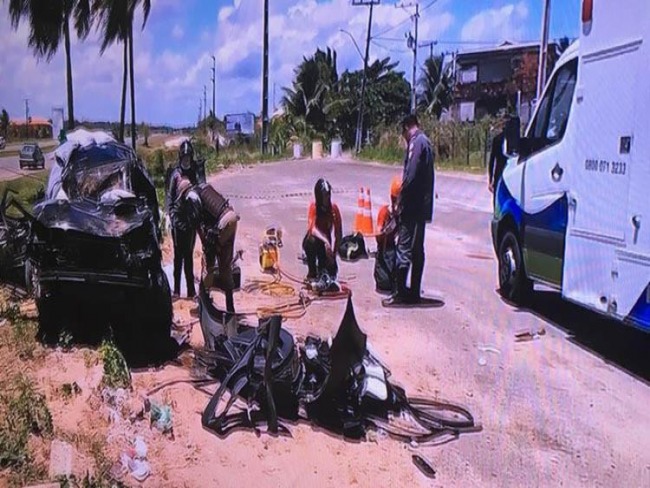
[503,116,521,157]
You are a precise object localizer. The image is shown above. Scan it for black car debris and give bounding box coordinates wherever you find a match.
[0,132,172,354]
[195,285,481,444]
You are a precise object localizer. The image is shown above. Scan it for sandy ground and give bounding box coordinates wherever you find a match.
[2,158,649,487]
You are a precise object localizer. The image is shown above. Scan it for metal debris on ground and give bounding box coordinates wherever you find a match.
[196,293,481,445]
[515,327,547,342]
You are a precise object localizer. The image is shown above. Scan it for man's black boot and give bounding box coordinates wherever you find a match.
[382,267,410,307]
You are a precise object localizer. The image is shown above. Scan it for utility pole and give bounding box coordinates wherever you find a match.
[198,98,202,127]
[398,1,419,114]
[24,98,29,138]
[353,0,378,154]
[211,55,216,119]
[537,0,552,100]
[261,0,270,155]
[273,83,276,112]
[203,85,207,121]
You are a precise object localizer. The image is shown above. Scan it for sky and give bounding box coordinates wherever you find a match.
[0,0,580,127]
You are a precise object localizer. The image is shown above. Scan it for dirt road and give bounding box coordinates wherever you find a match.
[10,158,648,487]
[132,158,649,487]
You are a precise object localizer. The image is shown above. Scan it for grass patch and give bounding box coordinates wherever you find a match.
[99,340,131,390]
[0,171,48,214]
[57,472,127,488]
[0,374,53,470]
[357,148,488,175]
[0,297,41,362]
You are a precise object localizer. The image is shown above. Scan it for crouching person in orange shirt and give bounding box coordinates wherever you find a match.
[302,178,342,281]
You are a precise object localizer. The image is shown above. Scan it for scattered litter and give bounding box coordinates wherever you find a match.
[478,357,488,366]
[410,439,419,449]
[0,319,6,327]
[147,399,173,434]
[48,439,73,479]
[412,454,436,479]
[115,437,152,482]
[376,428,388,441]
[477,345,501,355]
[515,327,546,342]
[134,436,148,458]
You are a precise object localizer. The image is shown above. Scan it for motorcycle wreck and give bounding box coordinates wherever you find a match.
[195,283,481,444]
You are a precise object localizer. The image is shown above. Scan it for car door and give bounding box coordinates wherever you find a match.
[521,59,578,286]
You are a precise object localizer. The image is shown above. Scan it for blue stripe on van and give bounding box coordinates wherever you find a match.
[626,286,650,333]
[494,179,523,227]
[495,179,568,233]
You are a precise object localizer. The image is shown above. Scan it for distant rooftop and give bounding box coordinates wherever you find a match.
[457,41,557,58]
[10,116,51,126]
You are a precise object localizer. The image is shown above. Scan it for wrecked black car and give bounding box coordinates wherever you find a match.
[2,131,172,351]
[0,191,32,288]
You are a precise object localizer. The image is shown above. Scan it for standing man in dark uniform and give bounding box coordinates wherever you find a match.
[488,111,509,199]
[383,114,435,308]
[166,140,199,298]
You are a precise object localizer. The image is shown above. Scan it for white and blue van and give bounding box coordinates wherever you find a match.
[492,0,650,332]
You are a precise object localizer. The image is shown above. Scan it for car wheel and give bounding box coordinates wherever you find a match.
[498,230,533,304]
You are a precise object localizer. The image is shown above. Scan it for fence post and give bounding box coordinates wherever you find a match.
[466,126,470,166]
[452,128,456,160]
[484,127,489,168]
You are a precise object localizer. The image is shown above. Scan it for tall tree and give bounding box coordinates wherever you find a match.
[282,48,338,136]
[93,0,150,148]
[417,55,452,120]
[0,109,9,138]
[8,0,93,131]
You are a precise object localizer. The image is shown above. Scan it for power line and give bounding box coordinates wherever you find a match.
[371,0,439,39]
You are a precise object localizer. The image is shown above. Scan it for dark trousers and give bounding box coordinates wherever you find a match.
[204,219,237,313]
[395,219,426,297]
[173,226,196,297]
[302,234,338,279]
[374,245,396,292]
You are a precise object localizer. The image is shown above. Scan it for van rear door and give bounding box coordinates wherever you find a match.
[562,0,644,315]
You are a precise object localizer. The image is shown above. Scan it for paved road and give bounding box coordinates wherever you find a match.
[0,151,54,182]
[197,158,650,487]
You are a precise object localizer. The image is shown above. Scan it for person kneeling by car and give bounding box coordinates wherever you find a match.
[195,183,239,313]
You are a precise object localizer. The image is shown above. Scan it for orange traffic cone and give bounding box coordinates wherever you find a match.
[354,186,365,233]
[362,187,374,235]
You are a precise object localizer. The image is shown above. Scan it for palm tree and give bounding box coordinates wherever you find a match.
[93,0,150,148]
[8,0,93,131]
[417,55,453,120]
[282,48,338,135]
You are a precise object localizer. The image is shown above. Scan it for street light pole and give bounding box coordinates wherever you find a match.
[354,2,374,153]
[339,29,365,62]
[211,55,216,119]
[261,0,269,155]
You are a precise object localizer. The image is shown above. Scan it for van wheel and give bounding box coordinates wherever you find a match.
[498,230,532,304]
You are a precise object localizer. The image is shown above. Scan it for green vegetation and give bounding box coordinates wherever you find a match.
[0,374,53,469]
[0,172,48,214]
[99,340,131,389]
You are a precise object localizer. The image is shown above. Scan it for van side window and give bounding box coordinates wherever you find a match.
[546,61,577,141]
[526,58,578,153]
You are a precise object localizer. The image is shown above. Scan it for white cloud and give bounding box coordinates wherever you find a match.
[461,2,530,44]
[0,0,456,125]
[172,24,184,40]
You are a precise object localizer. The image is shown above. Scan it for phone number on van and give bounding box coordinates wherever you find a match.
[584,159,626,175]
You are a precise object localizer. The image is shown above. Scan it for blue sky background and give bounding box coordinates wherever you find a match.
[0,0,580,127]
